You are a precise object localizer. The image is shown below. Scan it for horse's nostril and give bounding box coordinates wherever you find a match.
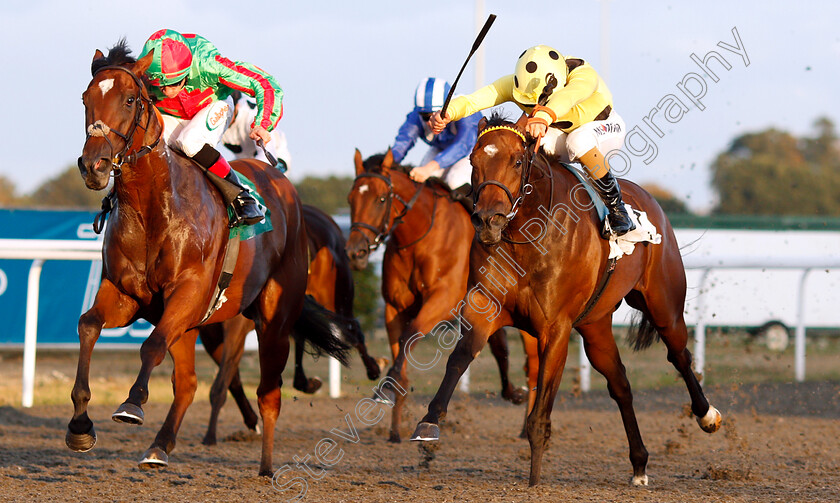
[471,213,484,229]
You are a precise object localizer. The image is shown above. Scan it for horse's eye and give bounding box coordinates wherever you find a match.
[515,159,523,167]
[379,197,386,203]
[126,96,135,106]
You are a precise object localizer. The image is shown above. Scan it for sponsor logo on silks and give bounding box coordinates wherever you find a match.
[206,103,229,131]
[594,123,622,136]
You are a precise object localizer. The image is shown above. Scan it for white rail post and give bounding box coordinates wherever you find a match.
[329,357,341,398]
[693,269,712,382]
[22,259,44,408]
[579,332,590,392]
[795,269,811,382]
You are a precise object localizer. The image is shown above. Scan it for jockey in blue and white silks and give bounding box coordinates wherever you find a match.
[392,78,482,192]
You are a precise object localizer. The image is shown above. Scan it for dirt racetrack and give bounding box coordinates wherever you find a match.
[1,379,838,503]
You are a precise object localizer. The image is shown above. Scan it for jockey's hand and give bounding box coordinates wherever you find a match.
[525,120,547,141]
[250,126,271,144]
[428,111,450,135]
[410,161,443,183]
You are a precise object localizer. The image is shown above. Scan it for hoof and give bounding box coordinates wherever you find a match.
[410,422,440,442]
[112,402,144,425]
[696,405,722,433]
[65,425,97,452]
[201,435,217,447]
[138,447,169,470]
[388,432,401,444]
[502,385,528,405]
[631,474,649,486]
[364,357,382,380]
[373,386,396,406]
[294,377,322,394]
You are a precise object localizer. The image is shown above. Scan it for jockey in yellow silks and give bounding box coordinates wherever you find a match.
[429,45,635,236]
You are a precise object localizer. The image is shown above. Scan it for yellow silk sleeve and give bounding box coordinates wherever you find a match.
[446,75,516,121]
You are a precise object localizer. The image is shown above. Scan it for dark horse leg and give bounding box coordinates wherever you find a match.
[201,316,260,446]
[626,287,722,433]
[577,316,649,485]
[66,279,139,452]
[292,330,323,393]
[488,328,526,405]
[412,303,508,443]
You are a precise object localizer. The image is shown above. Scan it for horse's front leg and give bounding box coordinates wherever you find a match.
[66,279,139,452]
[411,298,508,442]
[112,287,201,428]
[139,328,200,468]
[526,320,573,486]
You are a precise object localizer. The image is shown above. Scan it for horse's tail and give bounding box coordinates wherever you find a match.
[294,295,352,365]
[626,310,660,351]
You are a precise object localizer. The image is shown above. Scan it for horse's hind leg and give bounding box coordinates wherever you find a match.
[488,328,526,405]
[577,316,649,486]
[627,289,722,433]
[201,316,258,446]
[67,280,139,452]
[292,330,322,393]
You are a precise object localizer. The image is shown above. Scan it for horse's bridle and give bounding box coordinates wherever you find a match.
[471,124,555,244]
[80,65,161,176]
[349,171,426,252]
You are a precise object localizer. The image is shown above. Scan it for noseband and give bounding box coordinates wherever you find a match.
[350,171,425,252]
[80,65,161,176]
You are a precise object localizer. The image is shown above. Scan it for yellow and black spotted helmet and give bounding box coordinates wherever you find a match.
[512,45,567,105]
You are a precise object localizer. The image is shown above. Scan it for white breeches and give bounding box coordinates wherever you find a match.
[160,96,235,157]
[541,110,626,163]
[420,149,472,189]
[221,97,292,169]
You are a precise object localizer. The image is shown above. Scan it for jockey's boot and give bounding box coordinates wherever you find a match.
[223,170,265,227]
[593,171,635,239]
[451,183,474,214]
[195,145,265,227]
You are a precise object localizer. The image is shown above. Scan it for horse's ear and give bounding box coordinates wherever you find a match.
[477,116,488,133]
[133,49,155,76]
[91,49,105,76]
[354,149,365,176]
[514,112,529,131]
[382,148,394,173]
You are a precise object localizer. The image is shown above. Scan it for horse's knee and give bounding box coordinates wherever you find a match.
[140,337,167,364]
[70,384,91,407]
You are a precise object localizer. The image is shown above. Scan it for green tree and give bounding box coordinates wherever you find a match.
[711,117,840,215]
[295,175,355,215]
[352,266,381,334]
[22,166,107,209]
[0,174,19,206]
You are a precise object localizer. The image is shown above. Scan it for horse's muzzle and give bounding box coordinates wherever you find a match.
[77,155,112,191]
[345,242,370,271]
[471,210,508,245]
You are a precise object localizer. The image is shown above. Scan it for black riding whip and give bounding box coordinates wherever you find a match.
[439,13,497,119]
[256,138,279,169]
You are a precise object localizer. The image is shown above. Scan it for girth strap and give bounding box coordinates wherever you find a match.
[573,257,617,326]
[198,234,241,325]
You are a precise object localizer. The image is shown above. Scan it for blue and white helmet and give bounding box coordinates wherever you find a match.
[414,78,451,113]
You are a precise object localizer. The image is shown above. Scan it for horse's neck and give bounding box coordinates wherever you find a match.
[388,171,436,245]
[511,161,586,248]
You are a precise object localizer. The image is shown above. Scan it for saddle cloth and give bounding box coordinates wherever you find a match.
[605,206,662,260]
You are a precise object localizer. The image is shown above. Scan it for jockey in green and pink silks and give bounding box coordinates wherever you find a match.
[140,29,285,227]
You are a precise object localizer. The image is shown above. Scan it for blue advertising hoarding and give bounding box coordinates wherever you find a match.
[0,209,152,346]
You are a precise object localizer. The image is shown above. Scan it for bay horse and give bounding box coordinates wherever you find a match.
[68,42,349,476]
[346,149,539,443]
[411,113,722,486]
[198,204,383,445]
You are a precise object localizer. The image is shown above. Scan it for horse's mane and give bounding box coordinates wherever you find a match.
[91,38,136,75]
[484,110,514,129]
[362,153,412,176]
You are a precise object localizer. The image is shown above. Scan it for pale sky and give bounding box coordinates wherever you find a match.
[0,1,835,212]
